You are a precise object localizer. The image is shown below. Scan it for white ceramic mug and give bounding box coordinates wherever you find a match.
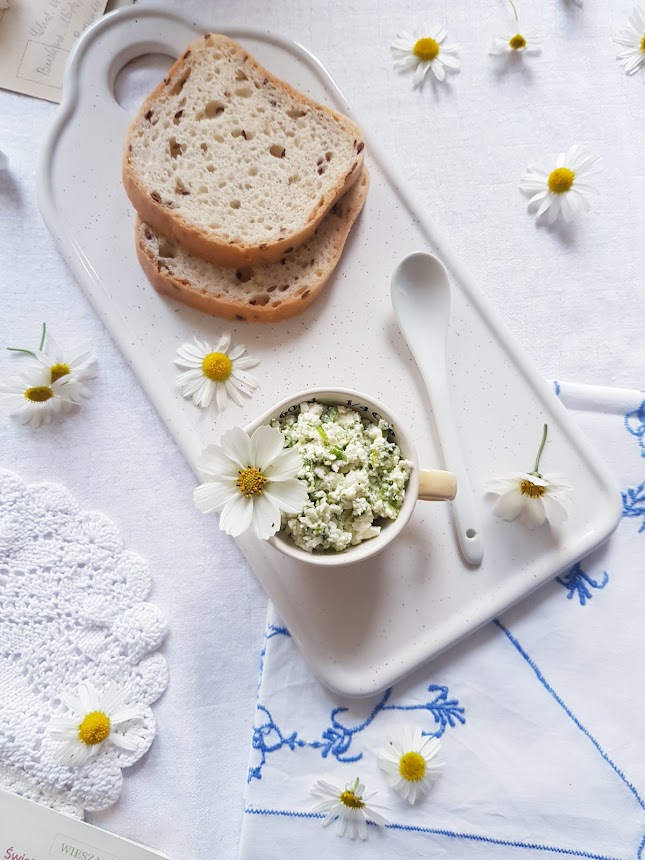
[244,387,456,567]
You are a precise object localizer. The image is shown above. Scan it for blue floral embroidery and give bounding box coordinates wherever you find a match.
[556,563,609,606]
[248,683,465,782]
[553,380,561,397]
[248,704,310,782]
[622,482,645,533]
[625,399,645,458]
[267,624,290,639]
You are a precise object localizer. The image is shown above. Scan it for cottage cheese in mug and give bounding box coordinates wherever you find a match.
[272,401,413,552]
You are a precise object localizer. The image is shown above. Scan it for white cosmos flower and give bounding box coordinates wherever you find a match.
[490,30,541,56]
[175,334,259,412]
[0,365,79,427]
[485,424,572,528]
[377,728,443,805]
[485,471,572,528]
[31,334,95,399]
[49,681,147,766]
[194,425,309,539]
[520,145,601,225]
[615,6,645,77]
[310,777,388,840]
[391,22,460,87]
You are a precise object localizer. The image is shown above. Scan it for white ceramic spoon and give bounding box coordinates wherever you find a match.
[391,252,484,565]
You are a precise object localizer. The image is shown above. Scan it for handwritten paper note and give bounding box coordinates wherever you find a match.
[0,0,118,102]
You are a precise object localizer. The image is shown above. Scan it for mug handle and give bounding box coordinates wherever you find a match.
[418,469,457,501]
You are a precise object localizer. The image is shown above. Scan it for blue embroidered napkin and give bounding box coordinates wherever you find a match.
[240,382,645,859]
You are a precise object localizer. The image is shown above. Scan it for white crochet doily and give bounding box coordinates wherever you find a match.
[0,469,168,818]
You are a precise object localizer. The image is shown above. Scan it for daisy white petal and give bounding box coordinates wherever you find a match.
[175,335,260,412]
[520,146,600,224]
[311,778,388,840]
[108,732,140,751]
[0,365,77,427]
[215,383,228,412]
[489,30,541,57]
[391,22,459,89]
[215,332,231,353]
[431,60,445,81]
[378,730,442,805]
[224,380,245,407]
[614,7,645,77]
[49,681,146,767]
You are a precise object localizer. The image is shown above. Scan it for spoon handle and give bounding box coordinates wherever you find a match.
[419,375,484,566]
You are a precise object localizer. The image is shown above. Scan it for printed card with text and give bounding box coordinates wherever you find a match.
[0,790,168,860]
[0,0,130,102]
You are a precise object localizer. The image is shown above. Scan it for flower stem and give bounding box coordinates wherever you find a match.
[6,322,47,358]
[7,347,36,357]
[532,423,548,476]
[507,0,519,23]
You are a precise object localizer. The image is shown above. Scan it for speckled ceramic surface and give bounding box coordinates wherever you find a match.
[38,6,621,697]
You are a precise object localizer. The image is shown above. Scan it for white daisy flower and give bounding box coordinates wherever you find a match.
[0,365,79,427]
[49,681,147,766]
[311,777,388,840]
[520,145,601,225]
[194,425,308,539]
[490,30,542,56]
[175,334,259,412]
[377,728,443,805]
[391,22,460,88]
[615,6,645,77]
[485,424,573,528]
[31,334,95,398]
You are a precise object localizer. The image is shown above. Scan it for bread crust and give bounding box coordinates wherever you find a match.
[123,33,365,268]
[135,169,369,323]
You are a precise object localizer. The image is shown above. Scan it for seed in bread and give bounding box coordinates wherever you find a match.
[136,168,369,323]
[123,34,366,267]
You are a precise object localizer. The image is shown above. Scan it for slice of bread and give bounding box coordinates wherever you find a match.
[124,34,365,268]
[136,168,369,323]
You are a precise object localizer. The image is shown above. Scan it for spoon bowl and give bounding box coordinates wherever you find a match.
[391,252,485,565]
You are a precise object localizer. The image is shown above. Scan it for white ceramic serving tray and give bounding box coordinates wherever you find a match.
[38,5,622,697]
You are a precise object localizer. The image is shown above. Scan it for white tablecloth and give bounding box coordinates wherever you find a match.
[1,1,644,857]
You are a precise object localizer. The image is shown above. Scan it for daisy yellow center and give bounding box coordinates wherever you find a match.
[50,362,71,383]
[202,352,232,382]
[548,167,575,195]
[77,711,111,746]
[520,480,545,498]
[509,33,527,50]
[640,33,645,53]
[339,789,365,809]
[399,751,427,782]
[236,467,267,497]
[24,386,54,403]
[413,37,440,62]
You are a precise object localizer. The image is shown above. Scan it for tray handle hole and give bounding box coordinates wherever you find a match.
[466,529,477,539]
[114,54,176,113]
